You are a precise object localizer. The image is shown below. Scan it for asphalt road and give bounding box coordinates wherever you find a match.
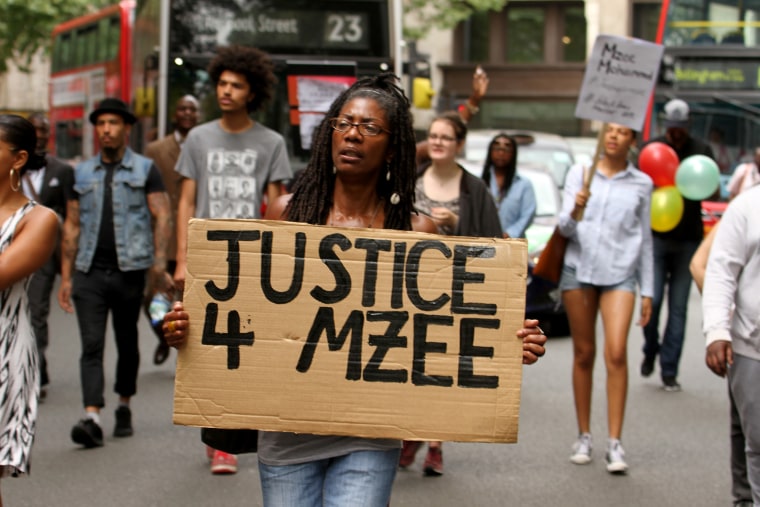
[5,283,733,506]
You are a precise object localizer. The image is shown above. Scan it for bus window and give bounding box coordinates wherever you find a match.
[79,25,98,66]
[106,16,121,61]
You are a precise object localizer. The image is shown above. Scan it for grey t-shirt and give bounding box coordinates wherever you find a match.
[176,120,292,219]
[257,432,400,466]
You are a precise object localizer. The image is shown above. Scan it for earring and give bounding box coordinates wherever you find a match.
[9,168,20,192]
[333,165,337,174]
[386,161,391,181]
[390,192,400,205]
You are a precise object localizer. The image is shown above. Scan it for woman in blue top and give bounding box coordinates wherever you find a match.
[559,123,653,475]
[481,134,536,238]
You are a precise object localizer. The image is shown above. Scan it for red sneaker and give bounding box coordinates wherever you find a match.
[423,446,443,476]
[399,441,422,468]
[211,450,238,474]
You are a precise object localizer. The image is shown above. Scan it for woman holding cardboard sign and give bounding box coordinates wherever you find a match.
[559,123,653,474]
[164,73,546,507]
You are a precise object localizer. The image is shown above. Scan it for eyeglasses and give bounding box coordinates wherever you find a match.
[428,133,457,143]
[329,118,389,136]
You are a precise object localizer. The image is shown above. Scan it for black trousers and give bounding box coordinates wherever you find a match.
[72,267,145,408]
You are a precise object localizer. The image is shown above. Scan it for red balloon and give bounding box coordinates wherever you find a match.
[638,142,680,187]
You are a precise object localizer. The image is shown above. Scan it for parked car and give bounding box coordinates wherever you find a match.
[519,166,569,337]
[460,129,575,188]
[564,136,598,169]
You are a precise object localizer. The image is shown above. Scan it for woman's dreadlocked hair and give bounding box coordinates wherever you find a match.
[286,72,417,231]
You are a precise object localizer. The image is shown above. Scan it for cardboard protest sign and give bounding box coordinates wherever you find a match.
[575,34,664,131]
[173,219,528,443]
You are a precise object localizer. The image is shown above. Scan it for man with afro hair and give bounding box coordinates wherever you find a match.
[174,45,293,474]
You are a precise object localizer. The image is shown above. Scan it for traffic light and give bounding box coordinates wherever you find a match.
[404,41,433,108]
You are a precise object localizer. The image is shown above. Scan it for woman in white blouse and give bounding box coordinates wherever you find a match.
[558,123,654,475]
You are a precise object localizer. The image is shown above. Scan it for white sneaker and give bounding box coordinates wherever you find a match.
[606,439,628,474]
[570,433,592,465]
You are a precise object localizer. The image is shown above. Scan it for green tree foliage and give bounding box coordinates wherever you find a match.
[0,0,110,72]
[403,0,508,40]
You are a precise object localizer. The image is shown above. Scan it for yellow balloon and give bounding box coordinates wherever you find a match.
[650,186,684,232]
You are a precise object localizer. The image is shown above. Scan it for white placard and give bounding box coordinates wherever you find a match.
[299,113,326,150]
[297,77,350,112]
[575,35,664,130]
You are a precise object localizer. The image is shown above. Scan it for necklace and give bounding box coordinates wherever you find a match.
[329,199,383,228]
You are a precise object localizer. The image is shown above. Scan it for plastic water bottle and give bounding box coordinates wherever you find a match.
[148,292,172,327]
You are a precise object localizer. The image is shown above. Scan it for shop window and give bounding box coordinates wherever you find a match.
[506,7,545,63]
[562,6,586,61]
[463,10,490,63]
[459,2,586,64]
[633,3,662,42]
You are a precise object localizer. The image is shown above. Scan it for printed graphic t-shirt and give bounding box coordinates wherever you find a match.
[175,120,292,219]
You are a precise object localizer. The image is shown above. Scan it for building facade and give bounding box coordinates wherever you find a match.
[414,0,662,136]
[0,51,50,116]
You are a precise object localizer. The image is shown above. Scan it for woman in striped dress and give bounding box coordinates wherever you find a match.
[0,115,59,502]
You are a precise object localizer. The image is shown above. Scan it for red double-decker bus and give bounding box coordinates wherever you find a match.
[49,1,135,162]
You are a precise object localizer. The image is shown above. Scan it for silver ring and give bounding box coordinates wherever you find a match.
[537,326,544,335]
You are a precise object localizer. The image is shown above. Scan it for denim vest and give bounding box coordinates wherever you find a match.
[74,148,154,272]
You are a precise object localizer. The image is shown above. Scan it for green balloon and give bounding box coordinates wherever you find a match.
[675,155,720,200]
[651,186,684,233]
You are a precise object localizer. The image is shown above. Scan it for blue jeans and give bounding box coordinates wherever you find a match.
[72,267,145,408]
[258,449,400,507]
[642,237,699,379]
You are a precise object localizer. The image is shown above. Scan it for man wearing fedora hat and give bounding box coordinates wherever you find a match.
[639,98,714,392]
[58,97,172,448]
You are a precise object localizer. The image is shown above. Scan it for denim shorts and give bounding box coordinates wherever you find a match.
[559,264,637,294]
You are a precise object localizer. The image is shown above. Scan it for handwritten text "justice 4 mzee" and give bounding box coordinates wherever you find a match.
[199,229,504,389]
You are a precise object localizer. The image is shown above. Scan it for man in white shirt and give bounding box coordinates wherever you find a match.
[702,185,760,507]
